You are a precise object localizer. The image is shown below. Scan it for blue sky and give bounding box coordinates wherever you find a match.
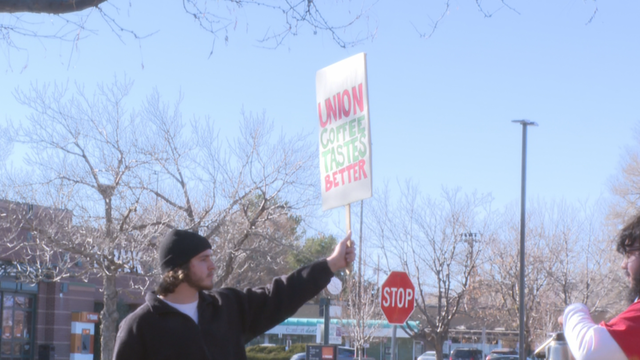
[2,0,639,235]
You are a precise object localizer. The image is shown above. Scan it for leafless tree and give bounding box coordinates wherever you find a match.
[477,199,619,353]
[1,78,319,359]
[609,124,640,223]
[3,78,166,360]
[605,121,640,311]
[543,200,618,312]
[367,183,494,360]
[478,202,557,353]
[414,0,598,40]
[0,0,375,67]
[339,271,383,359]
[137,91,319,288]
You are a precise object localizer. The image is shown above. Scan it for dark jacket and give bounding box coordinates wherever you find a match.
[113,259,334,360]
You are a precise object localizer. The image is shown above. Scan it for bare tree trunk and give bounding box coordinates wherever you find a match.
[101,273,119,360]
[434,334,445,360]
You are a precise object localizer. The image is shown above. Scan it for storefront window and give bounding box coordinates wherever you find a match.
[0,293,35,359]
[2,297,12,309]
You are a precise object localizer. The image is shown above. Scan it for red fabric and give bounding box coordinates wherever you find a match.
[600,300,640,360]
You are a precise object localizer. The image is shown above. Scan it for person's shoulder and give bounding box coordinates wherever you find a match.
[119,296,157,330]
[205,287,245,301]
[621,299,640,315]
[202,287,259,308]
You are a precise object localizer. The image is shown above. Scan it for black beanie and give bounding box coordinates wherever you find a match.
[159,229,212,273]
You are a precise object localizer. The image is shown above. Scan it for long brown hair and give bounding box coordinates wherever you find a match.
[156,263,190,296]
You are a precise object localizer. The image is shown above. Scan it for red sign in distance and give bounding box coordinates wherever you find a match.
[380,271,415,325]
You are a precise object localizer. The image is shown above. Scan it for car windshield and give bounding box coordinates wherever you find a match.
[453,350,481,357]
[338,348,355,358]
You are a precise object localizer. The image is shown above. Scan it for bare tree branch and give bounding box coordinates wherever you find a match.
[0,0,106,14]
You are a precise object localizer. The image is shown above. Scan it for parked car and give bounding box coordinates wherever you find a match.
[288,346,375,360]
[418,351,437,360]
[450,348,483,360]
[486,348,518,360]
[486,355,518,360]
[338,347,356,359]
[337,346,376,360]
[417,351,450,360]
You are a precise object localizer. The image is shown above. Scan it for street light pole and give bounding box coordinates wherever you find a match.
[512,119,537,360]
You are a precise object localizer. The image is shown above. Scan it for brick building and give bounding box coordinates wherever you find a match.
[0,200,145,360]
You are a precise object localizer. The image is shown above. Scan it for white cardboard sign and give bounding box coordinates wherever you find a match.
[316,53,373,211]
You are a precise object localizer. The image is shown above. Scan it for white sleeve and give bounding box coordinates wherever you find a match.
[562,303,627,360]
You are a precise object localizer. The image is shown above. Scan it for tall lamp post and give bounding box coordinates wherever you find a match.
[512,119,537,360]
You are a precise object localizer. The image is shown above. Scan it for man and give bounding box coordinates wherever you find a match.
[560,214,640,360]
[113,229,355,360]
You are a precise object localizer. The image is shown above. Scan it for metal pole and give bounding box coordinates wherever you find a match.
[512,120,537,360]
[391,325,397,360]
[519,124,527,360]
[359,200,364,359]
[324,298,331,345]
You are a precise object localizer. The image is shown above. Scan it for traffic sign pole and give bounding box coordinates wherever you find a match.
[391,325,397,360]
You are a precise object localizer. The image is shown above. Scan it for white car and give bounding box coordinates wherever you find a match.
[418,351,437,360]
[290,353,306,360]
[418,351,449,360]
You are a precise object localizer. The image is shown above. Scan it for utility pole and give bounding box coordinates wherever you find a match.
[512,119,537,360]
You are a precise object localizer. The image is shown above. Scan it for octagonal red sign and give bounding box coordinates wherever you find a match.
[380,271,415,325]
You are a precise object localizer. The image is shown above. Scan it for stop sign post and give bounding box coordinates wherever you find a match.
[380,271,415,325]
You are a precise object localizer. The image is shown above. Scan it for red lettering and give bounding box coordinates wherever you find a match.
[342,90,351,118]
[346,163,354,183]
[325,96,337,126]
[318,103,329,128]
[352,83,364,115]
[358,159,368,179]
[321,85,363,128]
[326,161,368,192]
[337,92,343,120]
[325,174,333,192]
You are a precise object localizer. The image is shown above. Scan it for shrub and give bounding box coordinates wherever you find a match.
[245,343,309,360]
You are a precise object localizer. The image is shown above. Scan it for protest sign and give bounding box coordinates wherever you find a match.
[316,53,372,210]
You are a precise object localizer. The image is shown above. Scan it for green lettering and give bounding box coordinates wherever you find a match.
[357,115,365,135]
[336,123,348,142]
[321,149,331,173]
[351,138,360,162]
[330,147,338,172]
[358,134,367,158]
[320,128,330,150]
[336,144,345,168]
[348,118,357,138]
[344,138,357,164]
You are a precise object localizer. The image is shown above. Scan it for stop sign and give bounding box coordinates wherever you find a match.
[380,271,415,325]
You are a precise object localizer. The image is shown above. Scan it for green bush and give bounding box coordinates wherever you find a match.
[245,343,308,360]
[288,343,307,354]
[247,354,293,360]
[246,345,287,355]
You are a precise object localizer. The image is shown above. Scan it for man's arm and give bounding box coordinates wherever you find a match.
[237,232,355,342]
[562,303,627,360]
